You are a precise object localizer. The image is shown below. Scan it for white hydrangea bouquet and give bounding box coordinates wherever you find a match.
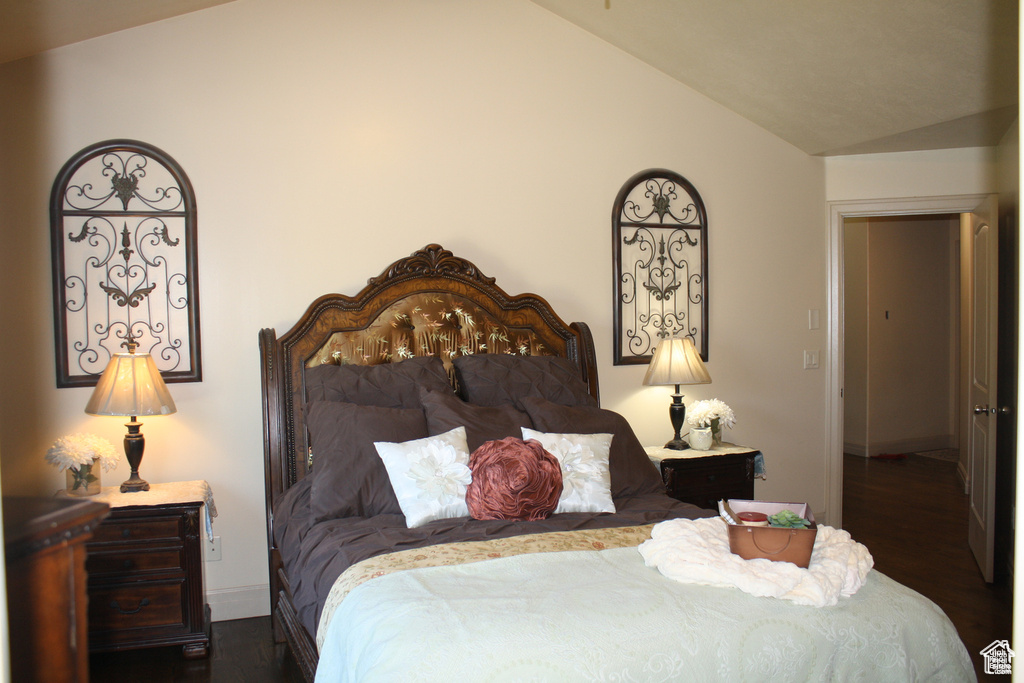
[687,399,736,445]
[46,433,119,495]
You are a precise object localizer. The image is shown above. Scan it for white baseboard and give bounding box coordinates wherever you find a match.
[844,435,954,458]
[843,442,868,457]
[206,584,271,622]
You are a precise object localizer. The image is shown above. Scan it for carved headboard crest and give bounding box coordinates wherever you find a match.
[367,244,496,288]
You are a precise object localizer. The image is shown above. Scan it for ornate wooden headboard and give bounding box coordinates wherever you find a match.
[259,243,599,513]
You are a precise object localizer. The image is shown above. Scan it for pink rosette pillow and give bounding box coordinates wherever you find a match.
[466,437,563,521]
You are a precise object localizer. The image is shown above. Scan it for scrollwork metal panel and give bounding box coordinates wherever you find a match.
[612,169,708,365]
[51,140,202,387]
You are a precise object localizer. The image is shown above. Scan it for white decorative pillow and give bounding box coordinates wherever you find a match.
[521,428,615,514]
[374,427,472,528]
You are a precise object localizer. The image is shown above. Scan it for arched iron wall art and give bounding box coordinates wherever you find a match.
[612,168,708,365]
[51,140,202,387]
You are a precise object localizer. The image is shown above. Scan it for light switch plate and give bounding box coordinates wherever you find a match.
[803,350,820,369]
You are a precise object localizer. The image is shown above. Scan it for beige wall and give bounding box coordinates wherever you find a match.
[826,147,1000,201]
[0,0,1006,620]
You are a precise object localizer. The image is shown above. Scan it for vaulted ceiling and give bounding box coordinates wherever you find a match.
[530,0,1018,155]
[0,0,234,65]
[1,0,1017,156]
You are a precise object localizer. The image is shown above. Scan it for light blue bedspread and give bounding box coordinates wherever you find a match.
[315,546,975,682]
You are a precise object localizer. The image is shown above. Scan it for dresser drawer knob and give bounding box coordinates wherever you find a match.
[121,528,131,538]
[123,559,134,570]
[111,597,150,615]
[706,474,716,481]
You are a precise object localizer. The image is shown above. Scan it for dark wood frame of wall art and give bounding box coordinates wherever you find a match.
[50,139,202,388]
[612,168,709,365]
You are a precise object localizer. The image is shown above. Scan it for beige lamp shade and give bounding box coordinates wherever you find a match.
[642,336,711,387]
[85,352,177,417]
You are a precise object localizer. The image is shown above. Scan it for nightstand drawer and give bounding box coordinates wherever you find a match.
[88,580,186,633]
[659,451,758,509]
[87,546,184,577]
[91,517,181,545]
[667,460,748,490]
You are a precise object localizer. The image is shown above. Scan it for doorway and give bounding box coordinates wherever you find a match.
[841,214,962,472]
[824,194,993,530]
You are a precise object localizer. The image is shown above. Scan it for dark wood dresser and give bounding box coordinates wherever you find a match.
[648,445,761,510]
[4,496,110,683]
[86,499,210,658]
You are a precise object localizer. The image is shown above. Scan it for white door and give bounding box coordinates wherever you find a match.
[964,194,998,582]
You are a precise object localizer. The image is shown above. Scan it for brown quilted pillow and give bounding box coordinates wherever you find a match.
[453,354,596,409]
[305,356,454,408]
[306,401,428,522]
[466,438,563,521]
[419,388,533,451]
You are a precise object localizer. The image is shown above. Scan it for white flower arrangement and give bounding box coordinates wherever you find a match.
[45,433,119,472]
[686,399,736,430]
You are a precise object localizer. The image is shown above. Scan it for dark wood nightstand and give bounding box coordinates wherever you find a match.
[84,488,212,658]
[647,445,761,510]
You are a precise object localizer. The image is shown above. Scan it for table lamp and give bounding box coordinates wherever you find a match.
[85,342,176,492]
[643,336,711,450]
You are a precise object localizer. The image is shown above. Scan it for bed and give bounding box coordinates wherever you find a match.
[260,244,975,682]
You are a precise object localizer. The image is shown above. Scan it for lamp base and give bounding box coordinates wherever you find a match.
[120,474,150,493]
[664,387,690,451]
[120,419,150,493]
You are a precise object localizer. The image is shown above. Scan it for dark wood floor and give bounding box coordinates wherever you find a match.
[843,453,1012,681]
[89,614,305,682]
[91,454,1011,681]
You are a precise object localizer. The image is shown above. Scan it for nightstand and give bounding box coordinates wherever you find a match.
[646,444,763,510]
[82,481,215,658]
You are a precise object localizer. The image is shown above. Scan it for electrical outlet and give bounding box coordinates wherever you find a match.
[803,350,820,370]
[206,535,222,562]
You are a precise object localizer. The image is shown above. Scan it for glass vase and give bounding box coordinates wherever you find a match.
[66,458,101,496]
[710,417,723,447]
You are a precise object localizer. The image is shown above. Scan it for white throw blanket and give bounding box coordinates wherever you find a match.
[638,517,873,607]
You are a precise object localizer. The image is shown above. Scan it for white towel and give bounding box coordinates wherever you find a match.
[638,517,873,607]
